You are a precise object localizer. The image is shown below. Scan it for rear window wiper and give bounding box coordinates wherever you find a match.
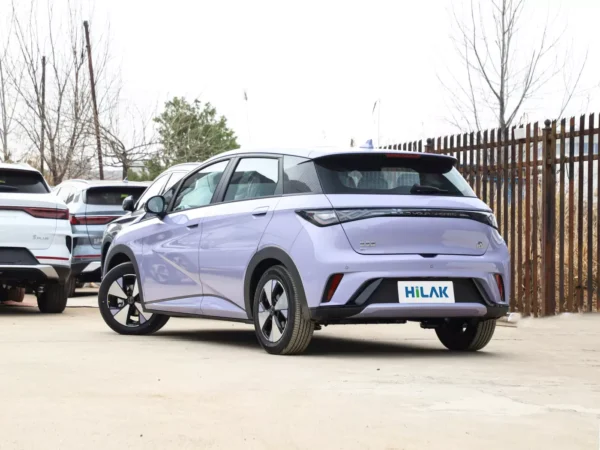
[410,184,449,195]
[0,185,18,192]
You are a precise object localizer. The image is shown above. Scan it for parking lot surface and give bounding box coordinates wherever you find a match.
[1,292,599,450]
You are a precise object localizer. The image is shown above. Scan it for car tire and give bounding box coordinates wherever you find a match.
[98,262,169,335]
[37,283,68,313]
[252,265,314,355]
[67,276,76,297]
[435,319,496,351]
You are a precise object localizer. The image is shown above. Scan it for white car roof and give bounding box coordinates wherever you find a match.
[0,162,40,173]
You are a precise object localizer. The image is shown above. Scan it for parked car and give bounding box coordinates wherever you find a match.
[100,163,201,274]
[53,179,149,295]
[0,163,72,312]
[99,149,510,355]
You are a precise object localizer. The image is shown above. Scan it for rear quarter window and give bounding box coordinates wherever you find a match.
[85,187,148,205]
[283,156,322,194]
[0,169,49,193]
[314,153,476,197]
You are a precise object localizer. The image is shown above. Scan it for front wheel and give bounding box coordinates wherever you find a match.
[435,319,496,351]
[98,262,169,335]
[252,265,314,355]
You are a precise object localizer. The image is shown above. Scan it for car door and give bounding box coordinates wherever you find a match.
[198,156,281,319]
[140,160,231,314]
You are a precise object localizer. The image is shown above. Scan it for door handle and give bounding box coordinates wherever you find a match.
[252,206,269,217]
[187,223,199,229]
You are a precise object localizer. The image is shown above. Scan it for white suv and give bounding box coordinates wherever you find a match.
[0,163,72,313]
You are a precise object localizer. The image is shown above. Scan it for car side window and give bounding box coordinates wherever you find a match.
[224,158,279,202]
[283,156,322,194]
[161,171,187,205]
[172,161,229,212]
[58,186,72,203]
[135,174,170,211]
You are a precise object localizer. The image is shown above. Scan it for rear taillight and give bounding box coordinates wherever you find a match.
[70,215,116,225]
[0,206,68,220]
[296,208,499,229]
[322,273,344,303]
[296,210,339,226]
[494,274,505,301]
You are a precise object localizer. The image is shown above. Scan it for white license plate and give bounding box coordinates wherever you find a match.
[397,281,455,304]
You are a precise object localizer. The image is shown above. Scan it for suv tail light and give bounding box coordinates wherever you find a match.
[70,215,116,225]
[0,206,68,220]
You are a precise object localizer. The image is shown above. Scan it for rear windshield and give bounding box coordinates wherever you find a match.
[0,169,48,193]
[85,186,148,205]
[314,153,476,197]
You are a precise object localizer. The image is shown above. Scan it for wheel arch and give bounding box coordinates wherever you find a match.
[244,246,308,320]
[103,244,146,305]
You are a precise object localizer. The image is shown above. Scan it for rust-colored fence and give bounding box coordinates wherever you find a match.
[383,115,599,316]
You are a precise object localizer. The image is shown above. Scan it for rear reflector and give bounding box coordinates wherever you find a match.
[323,273,344,303]
[0,206,68,220]
[70,215,116,226]
[494,274,504,301]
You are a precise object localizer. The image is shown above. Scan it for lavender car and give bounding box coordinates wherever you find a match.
[99,148,509,355]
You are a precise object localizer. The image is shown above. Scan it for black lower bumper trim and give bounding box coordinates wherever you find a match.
[310,304,509,324]
[0,265,70,285]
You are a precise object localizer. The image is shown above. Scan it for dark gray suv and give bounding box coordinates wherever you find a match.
[53,180,149,294]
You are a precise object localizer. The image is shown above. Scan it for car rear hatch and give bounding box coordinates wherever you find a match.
[82,185,148,249]
[312,152,495,256]
[0,168,66,251]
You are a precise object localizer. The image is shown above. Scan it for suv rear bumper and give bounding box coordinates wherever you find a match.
[0,264,70,285]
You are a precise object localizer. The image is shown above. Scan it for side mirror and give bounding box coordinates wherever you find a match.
[122,195,134,212]
[145,195,167,217]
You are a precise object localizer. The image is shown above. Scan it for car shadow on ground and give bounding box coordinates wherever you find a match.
[157,328,499,358]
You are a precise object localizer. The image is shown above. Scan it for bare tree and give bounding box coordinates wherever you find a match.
[100,101,158,179]
[9,0,115,184]
[0,11,22,162]
[441,0,587,134]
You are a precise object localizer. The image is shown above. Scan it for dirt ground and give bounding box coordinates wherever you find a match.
[0,293,599,450]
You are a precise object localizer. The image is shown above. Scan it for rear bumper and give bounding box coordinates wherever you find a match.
[310,303,508,324]
[71,260,102,282]
[0,264,70,285]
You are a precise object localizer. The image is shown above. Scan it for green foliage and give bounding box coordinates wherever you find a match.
[126,168,155,182]
[144,97,238,176]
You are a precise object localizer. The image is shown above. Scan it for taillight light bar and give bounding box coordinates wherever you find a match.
[0,206,69,220]
[296,208,498,229]
[70,215,116,226]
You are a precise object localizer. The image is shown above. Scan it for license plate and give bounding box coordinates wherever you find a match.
[397,281,455,304]
[92,237,103,246]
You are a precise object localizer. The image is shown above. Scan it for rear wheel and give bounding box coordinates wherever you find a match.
[67,275,76,297]
[435,319,496,351]
[37,283,68,313]
[98,262,169,335]
[252,265,314,355]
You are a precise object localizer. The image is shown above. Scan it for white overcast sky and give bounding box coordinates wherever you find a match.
[3,0,600,149]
